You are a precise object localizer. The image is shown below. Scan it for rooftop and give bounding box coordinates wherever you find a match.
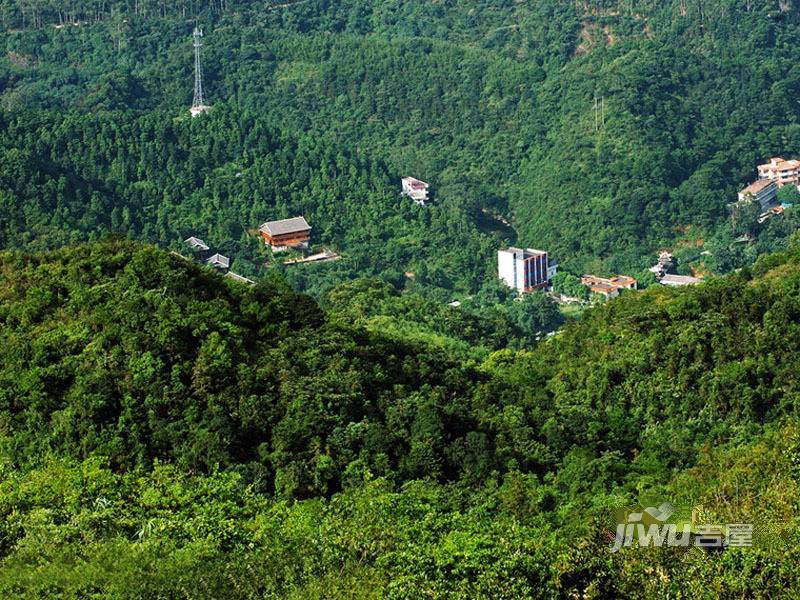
[259,216,311,237]
[582,274,636,286]
[740,179,777,196]
[581,274,637,295]
[760,157,799,171]
[206,253,230,269]
[500,247,548,259]
[184,236,209,251]
[402,176,429,189]
[660,274,701,286]
[612,275,637,285]
[226,271,255,285]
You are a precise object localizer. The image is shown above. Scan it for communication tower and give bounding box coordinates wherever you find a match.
[190,27,211,117]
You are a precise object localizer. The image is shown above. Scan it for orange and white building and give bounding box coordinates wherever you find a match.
[580,275,637,299]
[757,157,800,187]
[259,216,311,252]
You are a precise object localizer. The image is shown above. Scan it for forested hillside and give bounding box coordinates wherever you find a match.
[2,0,800,296]
[3,1,800,596]
[2,237,800,596]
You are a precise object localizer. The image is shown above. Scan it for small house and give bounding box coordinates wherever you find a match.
[206,253,230,272]
[401,177,431,205]
[184,236,210,252]
[580,275,637,299]
[649,251,674,276]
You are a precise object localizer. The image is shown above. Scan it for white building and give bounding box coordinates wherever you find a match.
[401,177,431,205]
[498,247,555,293]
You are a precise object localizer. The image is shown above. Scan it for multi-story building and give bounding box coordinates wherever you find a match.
[259,216,312,252]
[757,157,800,187]
[498,247,556,292]
[401,177,431,205]
[738,179,778,209]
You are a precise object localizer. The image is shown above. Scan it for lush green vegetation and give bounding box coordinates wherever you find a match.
[2,0,800,298]
[2,237,800,596]
[325,278,564,356]
[3,1,800,596]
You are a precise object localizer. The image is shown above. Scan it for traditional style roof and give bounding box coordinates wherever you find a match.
[184,236,209,251]
[206,253,230,269]
[226,271,255,285]
[259,216,311,237]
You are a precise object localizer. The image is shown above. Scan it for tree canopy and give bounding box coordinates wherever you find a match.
[1,237,800,595]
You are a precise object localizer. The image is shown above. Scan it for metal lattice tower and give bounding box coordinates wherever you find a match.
[190,27,210,116]
[192,28,205,108]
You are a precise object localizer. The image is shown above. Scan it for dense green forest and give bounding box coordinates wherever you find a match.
[2,0,800,299]
[4,1,800,596]
[2,237,800,596]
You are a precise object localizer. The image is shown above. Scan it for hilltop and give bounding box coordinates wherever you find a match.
[1,236,800,595]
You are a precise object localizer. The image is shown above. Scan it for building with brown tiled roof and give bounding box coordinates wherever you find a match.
[258,216,312,252]
[580,274,638,298]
